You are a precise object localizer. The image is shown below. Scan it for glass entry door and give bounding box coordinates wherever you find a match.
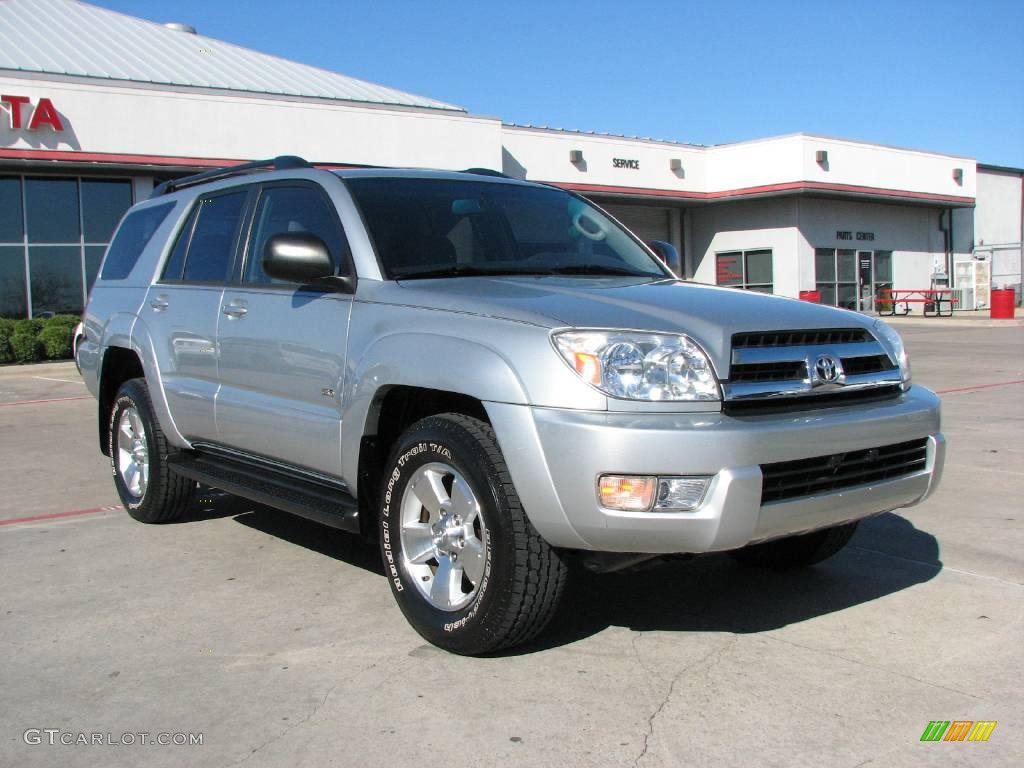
[857,251,874,311]
[815,248,894,312]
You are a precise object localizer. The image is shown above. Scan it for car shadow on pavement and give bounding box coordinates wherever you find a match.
[515,512,943,654]
[166,492,941,654]
[231,506,385,576]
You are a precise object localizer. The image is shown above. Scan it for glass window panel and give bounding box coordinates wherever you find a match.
[745,284,773,294]
[0,245,28,318]
[744,249,773,285]
[816,283,837,307]
[162,205,198,282]
[246,186,344,284]
[182,192,247,283]
[837,249,856,282]
[82,179,132,242]
[874,251,893,282]
[101,202,174,281]
[814,248,835,282]
[347,178,666,278]
[25,178,80,243]
[837,283,857,310]
[716,252,743,285]
[0,178,24,242]
[29,245,83,316]
[85,245,106,295]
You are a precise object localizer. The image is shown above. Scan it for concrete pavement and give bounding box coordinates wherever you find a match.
[1,326,1021,767]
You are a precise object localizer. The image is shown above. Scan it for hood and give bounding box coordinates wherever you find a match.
[379,276,876,374]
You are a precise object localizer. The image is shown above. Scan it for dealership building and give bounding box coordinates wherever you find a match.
[2,0,1021,319]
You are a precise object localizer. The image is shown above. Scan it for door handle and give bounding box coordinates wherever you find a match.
[150,296,169,311]
[222,301,248,318]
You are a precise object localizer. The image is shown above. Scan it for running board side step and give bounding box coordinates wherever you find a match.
[168,453,360,533]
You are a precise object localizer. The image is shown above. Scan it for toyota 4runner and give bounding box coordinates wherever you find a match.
[78,156,945,654]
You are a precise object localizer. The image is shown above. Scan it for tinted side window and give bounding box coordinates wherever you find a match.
[161,206,199,281]
[100,202,175,280]
[181,192,247,283]
[245,186,345,285]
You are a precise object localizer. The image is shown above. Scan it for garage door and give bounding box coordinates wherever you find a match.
[597,203,671,244]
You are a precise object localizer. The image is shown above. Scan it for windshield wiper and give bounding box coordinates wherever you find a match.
[392,265,535,280]
[542,264,658,277]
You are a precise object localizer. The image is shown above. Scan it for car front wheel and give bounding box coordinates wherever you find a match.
[379,413,568,655]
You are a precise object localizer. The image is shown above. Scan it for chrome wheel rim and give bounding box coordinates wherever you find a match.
[116,406,149,500]
[399,462,487,612]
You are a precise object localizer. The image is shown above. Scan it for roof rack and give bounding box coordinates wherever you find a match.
[461,167,511,178]
[150,155,311,198]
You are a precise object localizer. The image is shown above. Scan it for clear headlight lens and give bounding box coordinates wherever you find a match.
[553,330,721,401]
[873,319,912,387]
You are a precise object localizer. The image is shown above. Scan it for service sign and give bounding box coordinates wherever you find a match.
[0,95,65,132]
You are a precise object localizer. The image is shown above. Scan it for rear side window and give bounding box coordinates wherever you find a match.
[99,202,174,280]
[178,191,247,283]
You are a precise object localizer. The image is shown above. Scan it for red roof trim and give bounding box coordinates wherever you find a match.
[551,179,975,205]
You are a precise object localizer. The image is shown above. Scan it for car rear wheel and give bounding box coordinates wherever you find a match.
[379,413,568,655]
[730,521,859,570]
[109,378,194,523]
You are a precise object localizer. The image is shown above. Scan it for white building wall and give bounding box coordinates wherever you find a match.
[797,198,944,310]
[689,198,802,296]
[501,126,707,192]
[797,136,976,199]
[0,75,503,170]
[972,168,1023,298]
[975,169,1023,246]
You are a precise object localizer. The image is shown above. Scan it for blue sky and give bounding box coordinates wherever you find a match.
[100,0,1024,167]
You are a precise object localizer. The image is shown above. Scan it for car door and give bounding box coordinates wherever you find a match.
[143,187,250,443]
[214,181,353,478]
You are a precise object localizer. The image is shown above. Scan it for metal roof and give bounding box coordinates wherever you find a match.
[0,0,464,112]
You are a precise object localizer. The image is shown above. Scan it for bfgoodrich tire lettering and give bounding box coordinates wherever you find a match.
[379,413,568,655]
[108,378,193,523]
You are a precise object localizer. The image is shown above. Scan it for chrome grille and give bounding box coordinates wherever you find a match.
[732,328,872,348]
[760,438,928,503]
[724,327,902,409]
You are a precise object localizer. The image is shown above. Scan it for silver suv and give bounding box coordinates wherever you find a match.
[78,157,944,654]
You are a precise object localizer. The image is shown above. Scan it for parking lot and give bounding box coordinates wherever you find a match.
[1,321,1022,768]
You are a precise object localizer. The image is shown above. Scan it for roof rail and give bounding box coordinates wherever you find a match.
[461,167,511,178]
[150,155,311,198]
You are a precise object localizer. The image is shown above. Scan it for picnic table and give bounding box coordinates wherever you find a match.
[875,288,959,317]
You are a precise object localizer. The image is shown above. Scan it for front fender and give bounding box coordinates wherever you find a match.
[340,332,530,485]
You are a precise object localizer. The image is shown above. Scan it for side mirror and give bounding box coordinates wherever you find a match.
[263,233,335,283]
[648,240,682,277]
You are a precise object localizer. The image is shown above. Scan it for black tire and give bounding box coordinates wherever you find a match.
[379,413,568,655]
[730,521,859,570]
[108,378,194,523]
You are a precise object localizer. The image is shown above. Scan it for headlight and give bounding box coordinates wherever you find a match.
[873,319,912,387]
[552,330,721,401]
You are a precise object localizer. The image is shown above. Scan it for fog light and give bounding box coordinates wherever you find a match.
[654,477,711,511]
[598,475,656,511]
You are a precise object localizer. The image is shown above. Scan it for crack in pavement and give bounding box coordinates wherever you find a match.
[226,660,382,766]
[631,634,737,768]
[760,633,983,701]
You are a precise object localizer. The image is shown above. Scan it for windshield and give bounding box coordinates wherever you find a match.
[345,177,670,280]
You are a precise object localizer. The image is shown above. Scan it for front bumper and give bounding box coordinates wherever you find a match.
[485,386,944,553]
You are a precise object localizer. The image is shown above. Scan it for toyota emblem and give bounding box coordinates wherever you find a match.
[814,354,843,384]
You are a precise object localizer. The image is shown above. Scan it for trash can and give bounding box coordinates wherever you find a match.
[799,290,821,303]
[991,289,1016,319]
